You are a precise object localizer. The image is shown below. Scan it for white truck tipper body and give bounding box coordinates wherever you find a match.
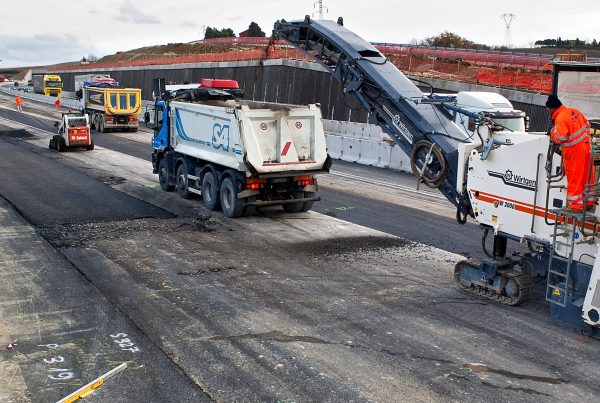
[170,100,328,174]
[151,83,330,218]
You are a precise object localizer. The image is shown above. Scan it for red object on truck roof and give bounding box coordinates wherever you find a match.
[200,78,239,89]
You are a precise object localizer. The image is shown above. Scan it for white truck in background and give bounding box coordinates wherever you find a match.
[151,79,331,218]
[451,92,528,136]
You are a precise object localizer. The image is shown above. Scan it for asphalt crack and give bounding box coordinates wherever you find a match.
[177,266,236,276]
[446,373,552,397]
[463,362,568,385]
[210,330,332,345]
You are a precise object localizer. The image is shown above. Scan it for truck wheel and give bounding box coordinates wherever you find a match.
[282,190,304,213]
[283,201,303,213]
[86,138,95,151]
[220,177,244,218]
[300,191,315,212]
[57,137,66,152]
[158,159,175,191]
[243,196,256,217]
[176,163,192,199]
[98,120,105,133]
[201,171,220,211]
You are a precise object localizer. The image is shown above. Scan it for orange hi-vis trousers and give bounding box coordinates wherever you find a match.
[550,105,595,211]
[563,141,594,210]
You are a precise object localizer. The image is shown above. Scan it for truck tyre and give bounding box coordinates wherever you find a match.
[158,159,175,191]
[98,119,105,133]
[300,191,315,212]
[201,171,220,211]
[57,137,66,152]
[176,163,192,199]
[282,190,305,213]
[243,196,256,217]
[220,177,244,218]
[86,139,95,151]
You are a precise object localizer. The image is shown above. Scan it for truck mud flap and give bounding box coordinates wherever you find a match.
[245,196,321,207]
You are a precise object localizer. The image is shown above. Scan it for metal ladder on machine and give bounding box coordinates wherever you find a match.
[546,211,578,307]
[546,148,600,307]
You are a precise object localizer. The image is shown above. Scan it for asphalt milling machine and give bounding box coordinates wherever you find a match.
[274,16,600,336]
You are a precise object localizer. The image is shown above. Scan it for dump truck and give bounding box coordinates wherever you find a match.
[49,111,93,151]
[74,74,116,95]
[32,74,62,97]
[77,77,141,133]
[151,79,331,218]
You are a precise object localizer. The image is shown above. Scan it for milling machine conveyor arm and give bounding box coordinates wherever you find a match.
[273,17,474,207]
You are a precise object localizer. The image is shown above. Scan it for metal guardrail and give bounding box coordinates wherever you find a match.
[0,84,413,174]
[0,87,83,110]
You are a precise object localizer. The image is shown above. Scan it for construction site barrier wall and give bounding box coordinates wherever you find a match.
[45,38,561,94]
[48,59,551,132]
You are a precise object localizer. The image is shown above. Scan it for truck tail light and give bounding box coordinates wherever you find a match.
[246,178,266,190]
[293,175,314,187]
[106,116,114,123]
[128,115,138,122]
[68,127,88,134]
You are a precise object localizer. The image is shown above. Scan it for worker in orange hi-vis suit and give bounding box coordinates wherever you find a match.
[54,98,61,111]
[546,94,595,211]
[15,96,23,112]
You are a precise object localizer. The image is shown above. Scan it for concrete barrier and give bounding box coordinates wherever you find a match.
[357,139,383,167]
[390,144,411,172]
[0,87,82,110]
[375,142,393,169]
[324,134,343,159]
[321,118,411,173]
[340,137,361,163]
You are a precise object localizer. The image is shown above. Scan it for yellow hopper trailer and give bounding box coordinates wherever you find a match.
[82,83,142,132]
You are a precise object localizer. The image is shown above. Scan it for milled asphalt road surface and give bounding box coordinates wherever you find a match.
[0,196,209,402]
[1,94,599,402]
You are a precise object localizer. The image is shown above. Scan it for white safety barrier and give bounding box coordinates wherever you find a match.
[322,119,411,173]
[0,87,82,110]
[0,86,411,173]
[390,144,411,172]
[324,134,343,159]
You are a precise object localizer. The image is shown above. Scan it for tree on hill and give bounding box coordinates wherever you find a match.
[422,31,488,49]
[204,27,236,39]
[247,22,265,37]
[534,37,600,48]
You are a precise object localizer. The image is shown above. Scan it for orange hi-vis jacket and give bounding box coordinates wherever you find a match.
[550,105,594,210]
[15,96,22,105]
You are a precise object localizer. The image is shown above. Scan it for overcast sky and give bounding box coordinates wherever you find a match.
[1,0,599,67]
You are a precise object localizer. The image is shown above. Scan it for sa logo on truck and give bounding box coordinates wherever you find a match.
[212,123,230,151]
